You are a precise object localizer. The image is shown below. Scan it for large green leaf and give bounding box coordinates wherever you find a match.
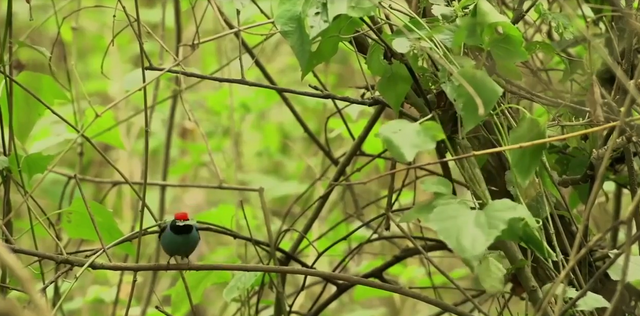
[441,67,503,133]
[484,22,529,64]
[326,0,380,18]
[303,15,362,77]
[399,194,468,223]
[541,284,610,312]
[500,219,556,260]
[80,106,125,149]
[454,0,530,81]
[508,106,548,186]
[607,253,640,282]
[377,61,414,113]
[61,198,135,256]
[275,0,312,78]
[426,199,535,261]
[420,176,452,194]
[473,0,510,25]
[8,152,55,189]
[377,119,445,163]
[366,42,388,76]
[0,156,8,170]
[223,272,262,302]
[476,254,507,294]
[484,22,530,80]
[0,71,69,145]
[456,0,511,46]
[306,1,331,39]
[27,107,77,155]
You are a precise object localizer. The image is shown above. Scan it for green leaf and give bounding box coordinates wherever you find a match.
[483,21,529,80]
[0,156,8,170]
[441,67,503,133]
[432,5,455,19]
[607,253,640,282]
[524,40,557,56]
[457,0,476,8]
[476,255,506,294]
[223,272,262,302]
[377,120,445,163]
[457,0,510,47]
[14,40,52,59]
[400,194,467,223]
[501,219,556,260]
[326,0,380,18]
[392,37,412,53]
[28,130,76,156]
[80,106,125,149]
[275,0,311,78]
[535,4,576,40]
[420,176,452,194]
[303,15,362,77]
[473,0,510,25]
[306,1,330,38]
[0,71,69,145]
[539,169,562,201]
[8,152,55,187]
[484,22,529,64]
[573,291,611,311]
[508,107,548,186]
[366,42,387,76]
[377,61,413,112]
[542,284,610,312]
[454,16,480,47]
[26,104,77,155]
[495,62,522,81]
[427,199,534,261]
[168,270,232,315]
[61,198,135,256]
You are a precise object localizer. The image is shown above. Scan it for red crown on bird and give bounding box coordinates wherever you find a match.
[174,212,190,221]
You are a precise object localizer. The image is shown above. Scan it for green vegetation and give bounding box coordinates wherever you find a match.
[2,0,640,316]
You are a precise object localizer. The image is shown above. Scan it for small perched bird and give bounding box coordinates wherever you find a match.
[158,212,200,264]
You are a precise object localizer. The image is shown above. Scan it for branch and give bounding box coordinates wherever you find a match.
[143,66,384,109]
[6,243,476,316]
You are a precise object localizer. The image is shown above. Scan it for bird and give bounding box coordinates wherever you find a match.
[158,212,200,265]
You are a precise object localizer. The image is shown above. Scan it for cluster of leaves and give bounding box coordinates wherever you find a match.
[271,0,640,312]
[276,0,544,259]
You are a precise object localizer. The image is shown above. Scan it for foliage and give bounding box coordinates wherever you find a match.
[2,0,640,316]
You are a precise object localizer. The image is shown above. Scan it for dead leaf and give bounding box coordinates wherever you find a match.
[587,76,604,123]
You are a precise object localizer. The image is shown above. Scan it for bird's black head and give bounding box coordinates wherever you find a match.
[169,212,195,235]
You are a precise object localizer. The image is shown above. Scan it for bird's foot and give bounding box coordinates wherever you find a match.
[166,257,172,267]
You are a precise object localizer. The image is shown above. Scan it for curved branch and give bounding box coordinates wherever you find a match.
[6,243,475,316]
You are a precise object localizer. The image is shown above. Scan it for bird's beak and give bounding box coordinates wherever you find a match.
[176,220,196,226]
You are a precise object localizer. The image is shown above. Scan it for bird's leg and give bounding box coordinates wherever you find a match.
[166,257,172,266]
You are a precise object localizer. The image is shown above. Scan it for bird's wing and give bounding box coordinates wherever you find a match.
[158,222,167,240]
